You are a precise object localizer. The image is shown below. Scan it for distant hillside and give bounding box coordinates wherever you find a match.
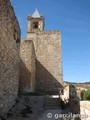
[64,81,90,90]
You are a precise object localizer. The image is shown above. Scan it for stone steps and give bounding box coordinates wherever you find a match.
[44,96,60,109]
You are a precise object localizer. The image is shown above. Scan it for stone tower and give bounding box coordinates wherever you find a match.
[27,9,44,38]
[20,9,64,94]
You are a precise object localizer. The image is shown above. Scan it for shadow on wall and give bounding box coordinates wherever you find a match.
[19,59,63,95]
[19,60,31,93]
[61,100,81,120]
[35,59,63,95]
[69,85,78,99]
[69,86,81,119]
[70,99,81,120]
[69,86,81,120]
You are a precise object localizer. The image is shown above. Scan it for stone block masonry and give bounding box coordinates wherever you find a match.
[0,0,21,116]
[35,31,63,94]
[26,30,64,94]
[19,40,36,93]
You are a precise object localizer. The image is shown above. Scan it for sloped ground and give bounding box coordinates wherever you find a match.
[0,95,80,120]
[0,95,44,120]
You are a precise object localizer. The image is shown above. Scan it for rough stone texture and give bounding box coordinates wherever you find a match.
[60,85,77,103]
[69,98,90,119]
[19,40,36,93]
[80,101,90,120]
[27,16,44,33]
[60,86,69,102]
[20,10,63,94]
[34,31,63,94]
[0,0,20,116]
[24,31,63,94]
[70,99,80,117]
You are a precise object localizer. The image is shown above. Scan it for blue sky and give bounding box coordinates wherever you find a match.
[11,0,90,83]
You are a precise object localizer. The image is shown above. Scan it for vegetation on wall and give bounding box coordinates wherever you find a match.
[81,90,90,100]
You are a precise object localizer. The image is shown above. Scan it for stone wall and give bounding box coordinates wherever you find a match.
[69,101,90,119]
[60,86,69,102]
[0,0,20,116]
[70,99,80,115]
[19,40,36,93]
[28,31,63,94]
[80,101,90,120]
[21,31,63,94]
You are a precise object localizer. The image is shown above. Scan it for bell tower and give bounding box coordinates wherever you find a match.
[27,9,44,38]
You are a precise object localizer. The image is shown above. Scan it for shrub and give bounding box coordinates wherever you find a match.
[81,90,90,100]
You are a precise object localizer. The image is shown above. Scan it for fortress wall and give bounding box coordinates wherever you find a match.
[19,40,36,93]
[34,31,63,93]
[0,0,21,115]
